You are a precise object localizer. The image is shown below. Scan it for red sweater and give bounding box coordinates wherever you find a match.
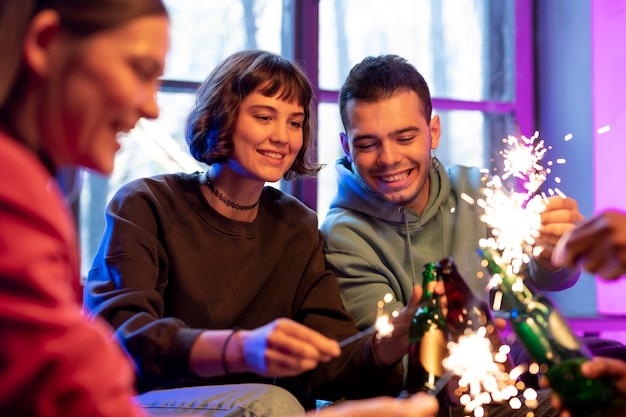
[0,130,144,417]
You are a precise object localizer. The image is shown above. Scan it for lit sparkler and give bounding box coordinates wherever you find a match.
[441,327,522,416]
[445,132,565,415]
[338,293,395,348]
[478,131,567,273]
[500,132,547,196]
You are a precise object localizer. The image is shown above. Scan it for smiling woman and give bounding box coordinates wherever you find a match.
[0,1,169,416]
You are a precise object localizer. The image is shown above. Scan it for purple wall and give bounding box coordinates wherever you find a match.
[592,0,626,316]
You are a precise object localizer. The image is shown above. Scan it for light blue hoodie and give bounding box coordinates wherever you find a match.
[321,156,579,329]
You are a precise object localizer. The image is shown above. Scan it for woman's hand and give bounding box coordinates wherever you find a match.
[236,318,340,377]
[190,318,340,378]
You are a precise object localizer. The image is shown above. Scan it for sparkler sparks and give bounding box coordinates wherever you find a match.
[442,327,520,416]
[477,180,544,272]
[478,131,568,272]
[500,132,547,195]
[443,131,565,415]
[338,293,395,348]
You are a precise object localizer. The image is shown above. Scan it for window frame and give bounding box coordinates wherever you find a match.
[293,0,534,211]
[66,0,534,221]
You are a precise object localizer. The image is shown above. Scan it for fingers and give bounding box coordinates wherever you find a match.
[407,284,424,311]
[536,197,583,268]
[244,318,340,377]
[543,357,626,416]
[494,317,508,332]
[372,286,423,365]
[551,228,572,267]
[542,196,582,217]
[406,392,440,416]
[551,210,626,278]
[581,357,626,393]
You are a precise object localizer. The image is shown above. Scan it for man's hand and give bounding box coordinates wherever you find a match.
[535,196,584,269]
[371,285,423,366]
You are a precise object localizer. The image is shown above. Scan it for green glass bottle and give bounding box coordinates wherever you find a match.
[406,263,448,395]
[480,247,615,417]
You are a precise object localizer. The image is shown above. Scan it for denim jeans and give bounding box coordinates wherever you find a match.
[136,383,305,417]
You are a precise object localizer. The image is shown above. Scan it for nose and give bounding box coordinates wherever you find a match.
[269,122,289,144]
[139,89,160,120]
[378,141,402,166]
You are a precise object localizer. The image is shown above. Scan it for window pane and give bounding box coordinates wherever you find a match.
[162,0,286,81]
[316,102,517,223]
[79,91,203,277]
[319,0,514,101]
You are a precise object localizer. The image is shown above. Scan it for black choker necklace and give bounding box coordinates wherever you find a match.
[205,171,260,211]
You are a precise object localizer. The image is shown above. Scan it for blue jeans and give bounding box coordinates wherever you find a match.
[136,384,305,417]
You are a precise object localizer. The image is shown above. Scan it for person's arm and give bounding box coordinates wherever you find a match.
[0,160,144,417]
[322,215,409,330]
[189,319,339,378]
[552,209,626,280]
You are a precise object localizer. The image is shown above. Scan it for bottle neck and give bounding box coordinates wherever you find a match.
[480,247,534,305]
[421,263,438,303]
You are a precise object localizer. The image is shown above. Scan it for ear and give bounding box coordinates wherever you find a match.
[23,10,63,78]
[430,114,441,150]
[340,132,353,162]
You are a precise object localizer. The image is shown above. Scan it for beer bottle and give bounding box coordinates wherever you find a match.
[437,257,512,371]
[480,247,615,417]
[406,263,448,394]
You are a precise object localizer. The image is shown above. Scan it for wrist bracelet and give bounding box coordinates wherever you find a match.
[221,328,239,375]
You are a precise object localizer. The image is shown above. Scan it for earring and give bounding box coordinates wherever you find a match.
[431,151,440,170]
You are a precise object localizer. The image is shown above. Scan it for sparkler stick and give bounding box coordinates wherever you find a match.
[338,325,377,348]
[426,370,455,397]
[338,293,395,348]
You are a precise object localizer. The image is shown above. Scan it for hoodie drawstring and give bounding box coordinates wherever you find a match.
[399,206,418,286]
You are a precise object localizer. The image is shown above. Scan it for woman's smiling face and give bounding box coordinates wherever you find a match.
[226,88,305,183]
[41,15,169,174]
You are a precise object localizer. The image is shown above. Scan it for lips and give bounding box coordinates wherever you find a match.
[113,120,137,134]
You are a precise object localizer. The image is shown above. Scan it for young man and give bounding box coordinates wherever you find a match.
[321,54,583,330]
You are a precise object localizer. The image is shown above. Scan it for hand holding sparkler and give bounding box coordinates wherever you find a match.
[534,195,584,269]
[371,285,429,366]
[338,286,427,366]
